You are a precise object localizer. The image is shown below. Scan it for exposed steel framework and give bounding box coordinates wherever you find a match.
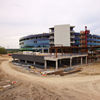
[49,46,100,62]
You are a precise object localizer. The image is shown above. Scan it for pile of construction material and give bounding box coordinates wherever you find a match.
[27,65,82,76]
[46,67,82,76]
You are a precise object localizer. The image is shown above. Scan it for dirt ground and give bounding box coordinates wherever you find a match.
[0,55,100,100]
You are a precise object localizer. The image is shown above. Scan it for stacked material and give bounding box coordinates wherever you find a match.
[46,67,82,76]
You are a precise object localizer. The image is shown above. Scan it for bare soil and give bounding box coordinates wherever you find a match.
[0,55,100,100]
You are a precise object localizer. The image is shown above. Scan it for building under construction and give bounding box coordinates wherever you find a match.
[12,24,100,70]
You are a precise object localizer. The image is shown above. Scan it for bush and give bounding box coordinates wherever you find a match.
[0,47,7,54]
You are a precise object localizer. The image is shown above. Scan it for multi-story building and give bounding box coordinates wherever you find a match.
[80,29,100,47]
[13,24,100,69]
[49,24,81,47]
[87,34,100,46]
[49,24,74,46]
[19,24,100,52]
[19,33,50,52]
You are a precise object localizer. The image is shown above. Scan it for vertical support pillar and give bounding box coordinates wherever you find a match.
[81,57,83,65]
[49,48,52,55]
[86,56,87,64]
[42,48,44,53]
[25,60,27,64]
[48,48,49,53]
[34,62,35,65]
[70,58,72,67]
[44,60,47,70]
[56,60,58,70]
[55,48,58,58]
[18,59,20,63]
[13,58,15,61]
[61,48,63,55]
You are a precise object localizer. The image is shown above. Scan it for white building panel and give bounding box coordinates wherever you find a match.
[54,24,70,46]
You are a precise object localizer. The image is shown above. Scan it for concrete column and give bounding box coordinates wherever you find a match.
[81,57,83,65]
[42,48,44,53]
[55,48,58,58]
[56,60,58,70]
[44,60,47,70]
[61,48,63,55]
[70,58,72,67]
[34,62,35,65]
[86,56,88,64]
[18,59,20,63]
[48,48,49,53]
[25,60,27,64]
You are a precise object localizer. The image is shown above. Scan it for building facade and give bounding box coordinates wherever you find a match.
[49,25,71,46]
[19,24,100,52]
[19,33,50,52]
[80,31,100,47]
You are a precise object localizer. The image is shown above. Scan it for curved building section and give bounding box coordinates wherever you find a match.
[19,33,50,52]
[19,24,100,53]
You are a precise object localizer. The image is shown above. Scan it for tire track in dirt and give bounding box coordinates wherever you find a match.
[1,58,100,100]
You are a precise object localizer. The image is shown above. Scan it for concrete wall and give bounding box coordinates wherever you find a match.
[54,24,70,46]
[12,54,44,63]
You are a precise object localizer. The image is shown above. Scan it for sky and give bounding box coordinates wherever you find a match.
[0,0,100,49]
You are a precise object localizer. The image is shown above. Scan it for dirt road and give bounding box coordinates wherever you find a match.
[0,56,100,100]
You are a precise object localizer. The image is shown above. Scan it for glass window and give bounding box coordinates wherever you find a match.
[34,41,37,43]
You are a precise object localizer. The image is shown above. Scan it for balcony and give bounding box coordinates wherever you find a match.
[49,29,54,34]
[70,41,75,43]
[70,36,75,38]
[74,37,80,40]
[49,36,54,39]
[74,33,80,36]
[49,41,54,44]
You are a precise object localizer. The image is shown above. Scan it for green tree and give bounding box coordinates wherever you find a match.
[0,47,7,54]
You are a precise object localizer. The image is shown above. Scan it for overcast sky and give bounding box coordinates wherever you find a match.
[0,0,100,48]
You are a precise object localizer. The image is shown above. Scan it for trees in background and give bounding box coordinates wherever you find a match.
[7,49,19,53]
[0,46,7,54]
